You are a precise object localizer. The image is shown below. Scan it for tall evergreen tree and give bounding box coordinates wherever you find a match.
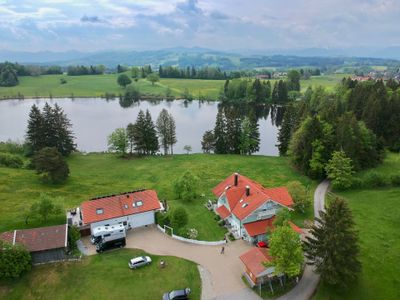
[201,130,215,153]
[26,104,45,154]
[214,109,227,154]
[133,110,146,155]
[304,198,361,287]
[224,107,242,154]
[143,110,159,155]
[277,104,299,156]
[126,123,136,155]
[167,112,177,155]
[156,109,170,155]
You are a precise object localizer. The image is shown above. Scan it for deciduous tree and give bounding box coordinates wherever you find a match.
[32,147,70,183]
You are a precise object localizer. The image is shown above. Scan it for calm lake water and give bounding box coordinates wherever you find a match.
[0,98,281,156]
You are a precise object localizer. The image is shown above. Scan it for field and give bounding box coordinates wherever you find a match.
[0,73,349,100]
[0,153,314,240]
[314,153,400,300]
[0,248,201,300]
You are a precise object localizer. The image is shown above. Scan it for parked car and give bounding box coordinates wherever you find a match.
[257,241,268,248]
[96,238,126,253]
[128,256,152,269]
[162,288,191,300]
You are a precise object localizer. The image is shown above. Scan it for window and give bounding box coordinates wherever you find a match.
[96,208,104,215]
[123,221,127,226]
[104,234,111,237]
[136,201,143,207]
[241,203,248,208]
[124,204,128,209]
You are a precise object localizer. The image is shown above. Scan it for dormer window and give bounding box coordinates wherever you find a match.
[96,208,104,215]
[136,201,143,207]
[239,199,244,203]
[124,204,128,209]
[241,203,248,208]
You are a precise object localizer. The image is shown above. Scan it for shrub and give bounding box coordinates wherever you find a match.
[218,219,225,227]
[68,225,81,252]
[32,147,70,183]
[155,212,170,227]
[171,207,189,229]
[0,152,24,168]
[228,233,235,241]
[0,240,31,279]
[173,171,200,202]
[390,174,400,186]
[0,141,25,154]
[187,228,198,239]
[349,177,364,189]
[214,215,221,221]
[176,227,189,238]
[363,172,389,188]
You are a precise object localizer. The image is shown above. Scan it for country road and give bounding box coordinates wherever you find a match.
[275,179,329,300]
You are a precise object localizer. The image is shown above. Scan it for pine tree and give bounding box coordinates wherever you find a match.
[277,104,299,155]
[52,104,75,156]
[304,197,361,287]
[133,110,146,155]
[167,112,177,155]
[144,110,159,155]
[156,109,170,155]
[214,109,227,154]
[224,107,242,154]
[26,104,45,154]
[272,81,279,103]
[325,151,354,190]
[126,123,136,155]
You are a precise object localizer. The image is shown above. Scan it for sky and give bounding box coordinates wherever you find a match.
[0,0,399,52]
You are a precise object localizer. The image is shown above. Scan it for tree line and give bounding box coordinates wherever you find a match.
[278,78,400,183]
[201,106,260,155]
[159,65,229,80]
[220,70,301,104]
[108,108,177,156]
[66,65,105,76]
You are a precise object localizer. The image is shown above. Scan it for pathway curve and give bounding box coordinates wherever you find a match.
[275,179,330,300]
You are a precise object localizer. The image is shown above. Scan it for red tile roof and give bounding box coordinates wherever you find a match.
[216,205,231,219]
[212,173,293,220]
[240,247,272,277]
[243,217,275,237]
[0,224,67,252]
[81,190,161,224]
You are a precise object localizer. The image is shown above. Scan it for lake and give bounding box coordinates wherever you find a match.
[0,98,281,156]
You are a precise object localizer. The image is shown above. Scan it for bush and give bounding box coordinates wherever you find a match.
[228,233,235,241]
[173,171,200,202]
[176,227,189,238]
[390,174,400,186]
[187,228,198,239]
[171,207,189,229]
[155,211,170,227]
[32,147,70,183]
[0,152,24,168]
[218,219,226,227]
[0,240,31,279]
[0,141,25,154]
[363,172,389,188]
[68,225,81,252]
[349,177,364,189]
[214,215,221,221]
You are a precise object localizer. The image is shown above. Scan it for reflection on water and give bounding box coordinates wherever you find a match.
[0,98,282,156]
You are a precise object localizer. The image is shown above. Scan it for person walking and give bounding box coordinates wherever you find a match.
[220,246,225,254]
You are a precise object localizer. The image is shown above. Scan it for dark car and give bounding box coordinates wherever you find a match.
[96,238,126,253]
[162,288,191,300]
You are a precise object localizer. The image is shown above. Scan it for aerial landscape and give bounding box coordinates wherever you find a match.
[0,1,399,300]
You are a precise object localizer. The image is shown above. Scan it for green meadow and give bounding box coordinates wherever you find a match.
[0,73,349,100]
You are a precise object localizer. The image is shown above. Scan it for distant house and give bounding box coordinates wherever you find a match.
[0,224,68,264]
[67,189,163,236]
[213,173,301,243]
[240,247,274,287]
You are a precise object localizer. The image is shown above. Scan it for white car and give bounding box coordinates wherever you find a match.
[128,256,152,269]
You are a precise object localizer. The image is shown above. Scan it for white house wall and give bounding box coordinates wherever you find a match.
[243,200,282,224]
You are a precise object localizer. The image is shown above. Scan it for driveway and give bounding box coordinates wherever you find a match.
[81,227,258,300]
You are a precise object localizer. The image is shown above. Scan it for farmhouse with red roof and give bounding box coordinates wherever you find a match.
[67,189,163,235]
[0,224,68,264]
[213,173,296,243]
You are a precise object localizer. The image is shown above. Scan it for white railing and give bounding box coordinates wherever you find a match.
[156,224,226,246]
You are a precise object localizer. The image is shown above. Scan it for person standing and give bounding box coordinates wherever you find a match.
[220,246,225,254]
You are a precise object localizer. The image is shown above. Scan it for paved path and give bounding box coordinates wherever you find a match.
[275,179,330,300]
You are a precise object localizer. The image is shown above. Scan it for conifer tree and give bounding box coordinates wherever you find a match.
[26,104,45,154]
[304,197,361,287]
[143,110,159,155]
[167,112,177,155]
[214,109,227,154]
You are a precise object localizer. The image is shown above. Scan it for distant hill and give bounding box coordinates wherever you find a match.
[0,47,398,69]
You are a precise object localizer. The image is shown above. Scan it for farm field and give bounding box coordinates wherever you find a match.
[0,248,201,300]
[0,73,349,100]
[0,153,314,240]
[315,153,400,300]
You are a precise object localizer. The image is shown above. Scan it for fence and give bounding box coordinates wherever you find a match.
[156,224,226,246]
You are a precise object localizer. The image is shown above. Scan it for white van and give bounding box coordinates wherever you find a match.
[91,223,126,244]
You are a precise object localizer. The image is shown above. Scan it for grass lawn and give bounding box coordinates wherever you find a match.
[0,248,201,300]
[0,153,314,240]
[0,73,349,100]
[314,153,400,300]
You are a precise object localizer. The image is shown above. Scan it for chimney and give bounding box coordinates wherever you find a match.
[234,173,239,186]
[245,185,250,196]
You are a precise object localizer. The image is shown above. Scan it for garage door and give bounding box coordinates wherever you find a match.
[129,211,154,228]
